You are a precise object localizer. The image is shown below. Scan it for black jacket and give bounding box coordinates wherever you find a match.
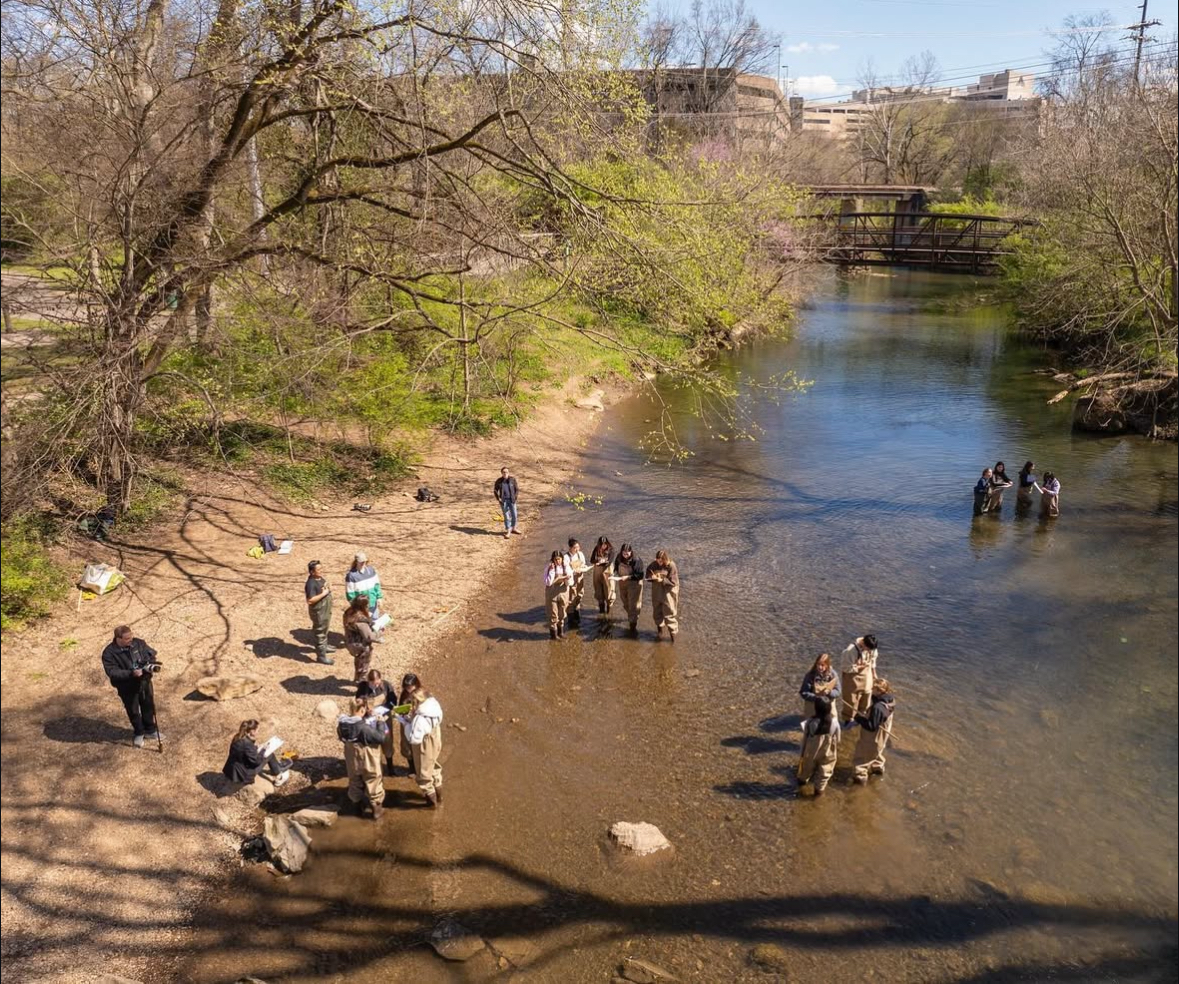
[855,694,895,732]
[101,638,157,689]
[614,553,644,580]
[222,737,268,783]
[356,679,393,706]
[337,717,388,747]
[590,543,614,565]
[493,475,518,503]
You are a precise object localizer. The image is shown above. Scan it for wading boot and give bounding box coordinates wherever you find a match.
[599,602,606,614]
[668,629,677,643]
[426,791,439,809]
[434,786,443,806]
[556,624,565,640]
[371,802,385,821]
[385,757,395,775]
[629,622,638,636]
[550,627,558,640]
[656,626,664,640]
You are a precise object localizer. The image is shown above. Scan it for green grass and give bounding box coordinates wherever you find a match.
[1,517,70,633]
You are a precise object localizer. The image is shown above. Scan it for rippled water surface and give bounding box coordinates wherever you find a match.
[185,271,1178,983]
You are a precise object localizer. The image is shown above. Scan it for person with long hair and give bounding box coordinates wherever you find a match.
[852,679,895,783]
[989,460,1013,511]
[356,668,395,773]
[565,537,588,628]
[222,719,290,787]
[590,536,615,615]
[342,595,375,681]
[1036,471,1061,518]
[799,653,841,719]
[338,697,388,819]
[396,685,445,808]
[1017,461,1037,510]
[345,552,385,639]
[645,549,680,641]
[797,696,841,797]
[544,549,573,640]
[613,543,645,634]
[973,467,994,515]
[840,634,879,725]
[396,672,422,776]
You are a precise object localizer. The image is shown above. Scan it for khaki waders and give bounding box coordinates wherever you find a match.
[618,579,644,628]
[840,667,873,724]
[798,728,840,793]
[411,725,443,797]
[650,580,679,633]
[344,742,386,806]
[592,565,615,609]
[853,717,893,780]
[545,581,569,633]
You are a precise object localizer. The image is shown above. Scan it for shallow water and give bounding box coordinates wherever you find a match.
[184,270,1178,983]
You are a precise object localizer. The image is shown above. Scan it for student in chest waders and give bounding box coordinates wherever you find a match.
[645,550,680,641]
[397,686,445,808]
[305,561,335,665]
[565,538,588,628]
[356,669,396,773]
[590,536,615,614]
[338,698,388,819]
[799,652,841,719]
[1017,461,1037,511]
[840,634,878,725]
[613,543,645,635]
[1037,472,1061,519]
[797,696,841,797]
[852,679,896,783]
[544,550,572,640]
[342,595,375,682]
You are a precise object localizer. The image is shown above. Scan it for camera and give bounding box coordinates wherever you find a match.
[134,656,163,674]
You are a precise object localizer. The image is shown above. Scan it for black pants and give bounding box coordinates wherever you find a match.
[116,681,157,736]
[250,755,286,778]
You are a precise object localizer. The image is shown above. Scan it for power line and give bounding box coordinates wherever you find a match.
[1126,0,1162,82]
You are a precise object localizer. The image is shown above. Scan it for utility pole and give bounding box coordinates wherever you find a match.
[1128,0,1160,83]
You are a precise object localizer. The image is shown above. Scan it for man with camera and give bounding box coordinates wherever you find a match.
[101,625,163,748]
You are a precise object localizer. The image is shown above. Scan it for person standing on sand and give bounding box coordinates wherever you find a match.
[799,652,841,719]
[305,560,334,665]
[494,466,521,539]
[852,679,895,783]
[544,549,573,640]
[645,549,680,642]
[101,625,162,748]
[840,634,878,725]
[342,596,376,681]
[797,696,841,797]
[613,543,645,634]
[565,537,587,628]
[338,698,388,819]
[590,536,615,614]
[396,687,445,808]
[356,669,396,773]
[345,552,385,641]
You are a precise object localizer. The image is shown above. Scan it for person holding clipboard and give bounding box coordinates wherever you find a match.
[544,550,573,640]
[222,719,290,787]
[590,536,615,614]
[613,543,645,635]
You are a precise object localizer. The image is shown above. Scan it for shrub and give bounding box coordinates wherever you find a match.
[1,518,70,632]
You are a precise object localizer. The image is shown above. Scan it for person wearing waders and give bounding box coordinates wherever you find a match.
[973,467,994,516]
[590,536,615,614]
[396,673,422,776]
[614,543,645,634]
[852,678,895,783]
[565,538,588,628]
[544,550,572,640]
[344,552,385,641]
[989,461,1013,511]
[305,560,334,664]
[1036,471,1061,519]
[799,652,841,719]
[356,669,396,773]
[797,696,841,797]
[101,625,162,748]
[646,550,680,641]
[1016,461,1037,511]
[342,595,375,681]
[840,634,878,725]
[397,687,445,808]
[338,698,388,819]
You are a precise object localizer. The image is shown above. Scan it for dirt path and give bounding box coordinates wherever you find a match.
[0,388,607,984]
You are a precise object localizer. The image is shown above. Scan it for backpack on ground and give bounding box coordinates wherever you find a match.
[259,534,278,553]
[415,487,440,502]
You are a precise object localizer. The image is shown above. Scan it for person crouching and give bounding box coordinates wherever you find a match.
[338,698,388,819]
[797,696,841,797]
[222,719,290,788]
[397,687,444,808]
[852,679,896,784]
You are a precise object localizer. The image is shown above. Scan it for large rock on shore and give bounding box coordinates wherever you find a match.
[429,918,485,961]
[234,774,275,807]
[609,821,672,856]
[196,674,264,700]
[263,815,311,873]
[292,805,340,828]
[314,699,340,719]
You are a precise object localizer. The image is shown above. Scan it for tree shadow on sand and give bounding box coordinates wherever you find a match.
[42,717,130,745]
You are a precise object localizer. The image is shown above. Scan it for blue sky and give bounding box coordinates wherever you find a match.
[730,0,1168,99]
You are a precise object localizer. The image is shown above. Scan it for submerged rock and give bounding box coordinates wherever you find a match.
[609,821,672,856]
[749,943,793,974]
[263,815,311,874]
[430,918,485,961]
[620,957,678,983]
[195,674,264,700]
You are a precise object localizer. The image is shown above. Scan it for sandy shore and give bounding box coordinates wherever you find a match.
[0,385,609,984]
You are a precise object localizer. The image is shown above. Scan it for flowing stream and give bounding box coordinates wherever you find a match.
[184,270,1178,983]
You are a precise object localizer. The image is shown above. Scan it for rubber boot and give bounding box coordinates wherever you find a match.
[372,801,385,821]
[426,791,439,809]
[550,628,558,640]
[434,786,443,806]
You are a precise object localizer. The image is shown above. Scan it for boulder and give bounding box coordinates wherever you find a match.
[488,935,540,968]
[234,774,275,807]
[292,805,340,828]
[263,815,311,874]
[195,674,265,701]
[749,943,792,975]
[314,699,340,720]
[575,389,606,412]
[609,821,672,857]
[620,957,678,983]
[429,918,485,961]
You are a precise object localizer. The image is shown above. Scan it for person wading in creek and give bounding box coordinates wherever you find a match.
[797,695,841,797]
[799,652,841,719]
[852,678,895,783]
[356,668,396,774]
[613,543,645,635]
[989,461,1013,511]
[396,686,445,808]
[973,467,995,516]
[1017,460,1038,512]
[544,549,573,640]
[840,634,879,726]
[1036,471,1061,519]
[646,549,680,642]
[338,697,388,820]
[304,560,335,665]
[590,536,615,615]
[565,537,587,629]
[493,466,521,539]
[101,626,163,748]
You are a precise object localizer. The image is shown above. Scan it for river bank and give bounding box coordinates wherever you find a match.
[0,382,612,984]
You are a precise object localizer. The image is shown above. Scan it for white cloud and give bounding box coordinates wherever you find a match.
[794,74,842,97]
[786,42,840,55]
